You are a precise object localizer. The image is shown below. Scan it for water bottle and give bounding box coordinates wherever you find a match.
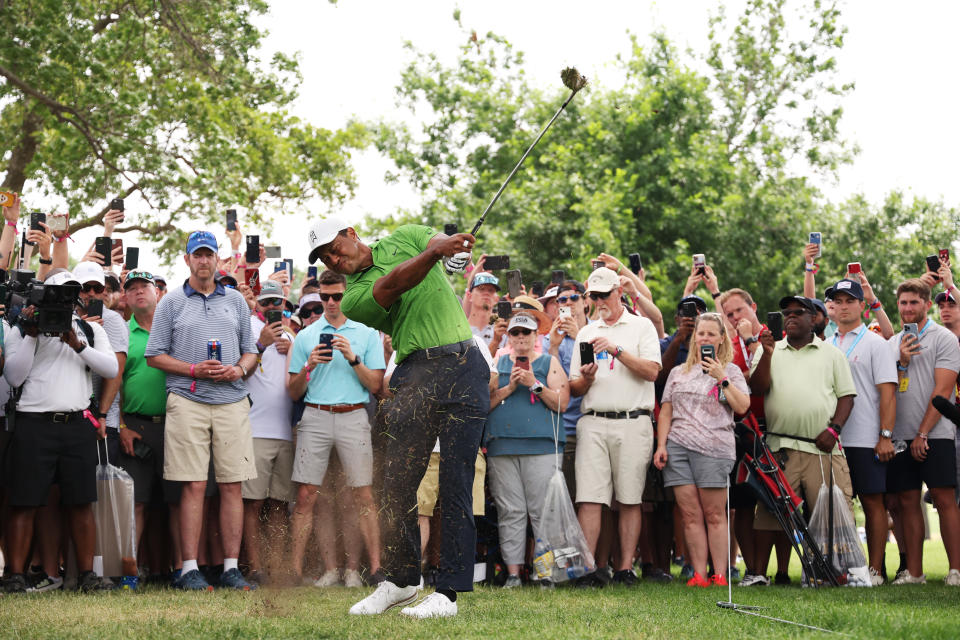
[565,554,587,580]
[532,539,554,580]
[893,440,908,455]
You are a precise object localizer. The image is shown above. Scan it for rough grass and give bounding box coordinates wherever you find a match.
[1,541,957,639]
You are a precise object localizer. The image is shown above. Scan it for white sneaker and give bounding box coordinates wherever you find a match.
[739,573,770,587]
[349,581,418,615]
[314,569,341,588]
[343,569,363,588]
[892,570,926,585]
[400,592,458,619]
[868,567,884,586]
[945,569,960,586]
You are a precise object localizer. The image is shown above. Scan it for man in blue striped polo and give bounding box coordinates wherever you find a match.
[145,230,259,591]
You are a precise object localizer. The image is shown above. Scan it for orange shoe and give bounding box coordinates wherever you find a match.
[710,574,728,586]
[686,572,710,587]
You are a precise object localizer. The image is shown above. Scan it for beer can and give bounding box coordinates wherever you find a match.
[207,339,221,362]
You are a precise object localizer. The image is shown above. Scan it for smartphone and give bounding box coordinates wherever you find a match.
[265,245,282,259]
[444,223,458,236]
[579,341,595,366]
[903,322,919,343]
[515,355,530,371]
[318,332,334,354]
[680,301,698,318]
[766,311,783,341]
[926,255,941,276]
[30,212,46,232]
[496,300,512,320]
[284,258,294,281]
[847,262,861,274]
[628,253,642,275]
[558,306,571,319]
[809,231,822,258]
[0,191,15,207]
[530,281,545,298]
[266,309,283,325]
[692,253,706,275]
[132,438,153,460]
[307,265,318,279]
[112,238,123,255]
[245,235,259,264]
[244,268,261,296]
[591,260,605,270]
[110,198,124,212]
[551,270,565,286]
[125,247,139,269]
[484,255,510,271]
[506,269,522,299]
[86,299,103,318]
[95,236,112,266]
[699,344,716,362]
[940,249,951,265]
[273,261,285,273]
[226,209,237,231]
[48,213,67,232]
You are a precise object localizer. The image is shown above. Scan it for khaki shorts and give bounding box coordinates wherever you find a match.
[163,393,257,483]
[754,449,854,531]
[416,450,486,516]
[575,414,654,506]
[292,408,372,487]
[241,437,295,502]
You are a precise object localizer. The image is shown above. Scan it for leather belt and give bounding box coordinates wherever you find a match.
[126,412,165,423]
[19,410,84,424]
[404,339,475,362]
[588,409,651,420]
[306,403,366,413]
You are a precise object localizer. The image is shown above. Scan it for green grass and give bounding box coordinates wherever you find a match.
[1,541,957,639]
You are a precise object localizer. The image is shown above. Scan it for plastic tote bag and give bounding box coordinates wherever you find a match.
[93,445,138,578]
[532,468,596,583]
[807,457,868,586]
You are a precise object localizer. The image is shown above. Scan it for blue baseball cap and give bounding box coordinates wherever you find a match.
[471,272,500,291]
[186,230,218,255]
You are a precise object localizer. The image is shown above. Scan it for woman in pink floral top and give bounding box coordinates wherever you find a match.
[653,313,750,587]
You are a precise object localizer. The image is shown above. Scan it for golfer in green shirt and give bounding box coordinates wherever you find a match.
[308,218,487,619]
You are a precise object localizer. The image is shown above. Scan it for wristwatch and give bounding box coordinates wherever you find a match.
[349,355,361,367]
[613,346,623,359]
[743,336,758,347]
[238,363,249,377]
[879,429,893,439]
[720,378,730,389]
[531,382,544,395]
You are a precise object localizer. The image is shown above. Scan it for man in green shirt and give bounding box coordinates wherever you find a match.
[118,271,181,585]
[308,218,487,619]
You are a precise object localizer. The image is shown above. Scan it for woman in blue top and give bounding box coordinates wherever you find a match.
[486,312,569,587]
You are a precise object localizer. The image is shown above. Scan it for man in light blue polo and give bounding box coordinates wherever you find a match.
[145,230,259,592]
[287,268,386,586]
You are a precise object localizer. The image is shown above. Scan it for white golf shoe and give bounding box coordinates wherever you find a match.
[349,580,418,615]
[400,592,458,619]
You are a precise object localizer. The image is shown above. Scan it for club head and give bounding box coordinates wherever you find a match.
[561,67,588,93]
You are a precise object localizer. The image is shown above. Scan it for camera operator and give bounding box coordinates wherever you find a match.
[1,269,118,593]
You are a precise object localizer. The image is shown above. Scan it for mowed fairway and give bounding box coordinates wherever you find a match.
[1,542,958,639]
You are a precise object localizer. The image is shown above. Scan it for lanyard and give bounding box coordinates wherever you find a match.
[832,326,867,359]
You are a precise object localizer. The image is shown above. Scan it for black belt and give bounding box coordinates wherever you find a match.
[125,412,165,424]
[404,339,476,362]
[18,410,84,424]
[588,409,651,420]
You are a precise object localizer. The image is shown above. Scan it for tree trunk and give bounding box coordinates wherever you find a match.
[1,106,41,192]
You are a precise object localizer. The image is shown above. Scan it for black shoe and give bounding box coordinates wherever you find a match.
[78,571,109,592]
[2,573,27,593]
[643,567,673,583]
[365,569,387,586]
[611,569,638,586]
[774,572,791,586]
[575,572,605,589]
[594,566,613,585]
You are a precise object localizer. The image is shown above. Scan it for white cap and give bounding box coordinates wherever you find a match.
[507,313,540,332]
[299,293,322,306]
[585,267,619,294]
[73,261,105,286]
[307,216,350,264]
[45,270,81,286]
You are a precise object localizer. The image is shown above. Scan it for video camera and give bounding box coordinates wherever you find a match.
[0,269,81,335]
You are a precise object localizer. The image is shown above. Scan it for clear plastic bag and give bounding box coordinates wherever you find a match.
[808,481,868,586]
[532,469,595,583]
[94,459,138,577]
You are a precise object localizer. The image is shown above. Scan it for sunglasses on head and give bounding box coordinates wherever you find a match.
[320,292,343,302]
[557,294,581,304]
[299,306,323,318]
[82,283,104,294]
[509,328,534,337]
[588,290,612,301]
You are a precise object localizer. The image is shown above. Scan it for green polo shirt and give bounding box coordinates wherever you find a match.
[342,224,471,363]
[122,315,167,416]
[760,337,857,454]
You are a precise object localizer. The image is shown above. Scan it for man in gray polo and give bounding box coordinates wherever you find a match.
[145,230,259,591]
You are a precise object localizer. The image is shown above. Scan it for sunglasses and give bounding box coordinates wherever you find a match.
[82,283,104,294]
[299,306,323,318]
[588,290,612,301]
[263,298,284,307]
[782,308,809,317]
[320,292,344,302]
[557,294,581,304]
[509,328,534,337]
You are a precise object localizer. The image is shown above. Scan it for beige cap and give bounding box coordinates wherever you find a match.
[585,267,619,294]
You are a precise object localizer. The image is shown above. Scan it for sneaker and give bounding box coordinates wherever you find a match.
[892,570,926,585]
[350,580,418,615]
[739,573,770,587]
[174,569,213,591]
[868,567,884,587]
[27,572,63,593]
[219,568,256,591]
[503,575,521,589]
[118,575,139,591]
[679,564,694,580]
[343,569,364,588]
[575,572,605,589]
[611,569,638,586]
[400,592,458,619]
[2,573,27,594]
[686,572,710,587]
[78,571,109,592]
[945,569,960,586]
[710,574,728,587]
[773,572,791,585]
[672,555,685,567]
[730,567,741,581]
[643,567,673,583]
[314,569,341,588]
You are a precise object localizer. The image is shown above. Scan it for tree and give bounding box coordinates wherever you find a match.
[0,0,365,262]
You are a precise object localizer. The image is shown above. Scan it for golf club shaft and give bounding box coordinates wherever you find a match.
[470,90,578,237]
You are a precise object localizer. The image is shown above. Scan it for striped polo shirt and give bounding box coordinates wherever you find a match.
[144,279,257,405]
